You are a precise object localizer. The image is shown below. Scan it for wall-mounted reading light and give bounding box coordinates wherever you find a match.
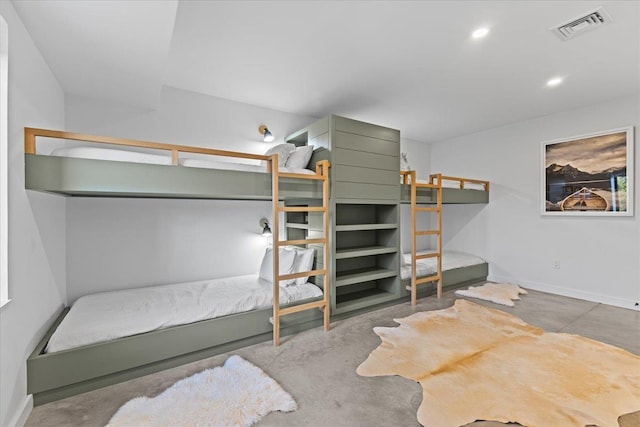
[259,218,272,237]
[259,125,274,142]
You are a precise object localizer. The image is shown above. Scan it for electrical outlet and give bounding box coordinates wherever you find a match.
[552,259,560,269]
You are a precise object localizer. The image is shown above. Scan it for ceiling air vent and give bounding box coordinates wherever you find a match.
[551,7,612,41]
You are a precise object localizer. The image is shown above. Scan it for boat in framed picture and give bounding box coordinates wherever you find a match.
[560,187,608,211]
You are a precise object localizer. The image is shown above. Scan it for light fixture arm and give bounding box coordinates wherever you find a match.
[259,217,272,237]
[259,125,274,142]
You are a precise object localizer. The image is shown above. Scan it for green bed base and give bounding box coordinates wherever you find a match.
[400,185,489,204]
[27,265,487,406]
[28,301,324,405]
[400,262,489,296]
[25,147,331,200]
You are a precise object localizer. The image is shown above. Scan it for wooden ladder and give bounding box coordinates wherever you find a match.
[402,171,443,305]
[270,158,331,346]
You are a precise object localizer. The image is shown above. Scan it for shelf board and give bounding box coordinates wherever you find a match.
[335,289,398,312]
[335,267,397,287]
[335,223,398,232]
[335,246,396,259]
[285,223,311,230]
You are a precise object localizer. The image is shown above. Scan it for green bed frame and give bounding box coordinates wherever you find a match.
[25,147,331,200]
[28,297,325,405]
[24,119,490,405]
[27,262,487,406]
[400,185,489,204]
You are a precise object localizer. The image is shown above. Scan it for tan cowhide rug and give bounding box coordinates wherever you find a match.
[357,300,640,427]
[455,282,527,306]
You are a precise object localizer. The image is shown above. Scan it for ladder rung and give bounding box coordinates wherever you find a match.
[416,207,440,212]
[415,183,439,189]
[416,275,440,285]
[279,206,326,213]
[278,269,327,281]
[416,252,439,260]
[416,230,440,236]
[277,300,326,316]
[278,172,326,181]
[277,238,326,246]
[405,275,441,291]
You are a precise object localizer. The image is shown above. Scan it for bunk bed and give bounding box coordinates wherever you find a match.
[401,171,490,304]
[24,128,330,199]
[25,116,490,404]
[24,127,331,404]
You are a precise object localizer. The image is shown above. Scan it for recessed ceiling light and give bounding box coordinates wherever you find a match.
[471,27,490,39]
[546,77,564,87]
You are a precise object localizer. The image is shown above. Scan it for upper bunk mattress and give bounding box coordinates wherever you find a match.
[45,274,322,353]
[415,179,487,191]
[50,146,172,165]
[180,158,315,174]
[49,146,315,174]
[400,250,485,280]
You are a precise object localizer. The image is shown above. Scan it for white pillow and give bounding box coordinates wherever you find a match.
[262,143,296,167]
[400,152,411,171]
[285,246,315,285]
[285,145,314,169]
[259,247,297,285]
[400,249,409,266]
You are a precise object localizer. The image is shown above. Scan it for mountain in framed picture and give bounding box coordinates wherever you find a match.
[542,127,634,216]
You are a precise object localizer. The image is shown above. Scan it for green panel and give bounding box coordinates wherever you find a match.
[28,299,323,398]
[308,117,330,139]
[335,246,397,259]
[285,117,329,145]
[333,115,400,143]
[310,132,330,150]
[400,184,489,204]
[335,182,399,201]
[335,267,397,287]
[335,223,397,231]
[334,165,399,186]
[25,155,324,200]
[441,187,489,204]
[334,131,398,155]
[400,263,489,297]
[334,289,398,314]
[333,148,398,171]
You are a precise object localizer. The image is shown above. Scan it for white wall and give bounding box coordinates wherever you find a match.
[431,94,640,309]
[0,2,66,426]
[64,88,316,302]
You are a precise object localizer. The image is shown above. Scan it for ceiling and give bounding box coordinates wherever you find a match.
[12,0,640,142]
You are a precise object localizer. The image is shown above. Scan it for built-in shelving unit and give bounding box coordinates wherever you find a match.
[286,115,401,315]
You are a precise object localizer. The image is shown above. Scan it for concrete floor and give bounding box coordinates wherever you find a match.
[26,289,640,427]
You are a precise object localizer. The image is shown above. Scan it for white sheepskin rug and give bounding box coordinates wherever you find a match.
[455,282,527,306]
[107,355,297,427]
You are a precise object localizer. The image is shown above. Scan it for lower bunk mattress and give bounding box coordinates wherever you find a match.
[400,250,486,281]
[45,274,323,353]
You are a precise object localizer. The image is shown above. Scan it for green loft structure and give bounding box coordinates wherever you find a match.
[25,116,489,405]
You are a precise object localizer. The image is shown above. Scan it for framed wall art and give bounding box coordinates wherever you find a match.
[542,126,634,216]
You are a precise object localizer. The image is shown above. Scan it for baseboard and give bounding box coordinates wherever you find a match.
[6,394,33,427]
[489,275,638,311]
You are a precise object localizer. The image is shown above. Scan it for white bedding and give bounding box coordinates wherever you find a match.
[48,146,315,174]
[180,158,315,174]
[45,274,323,353]
[50,146,173,165]
[400,250,485,280]
[415,179,487,191]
